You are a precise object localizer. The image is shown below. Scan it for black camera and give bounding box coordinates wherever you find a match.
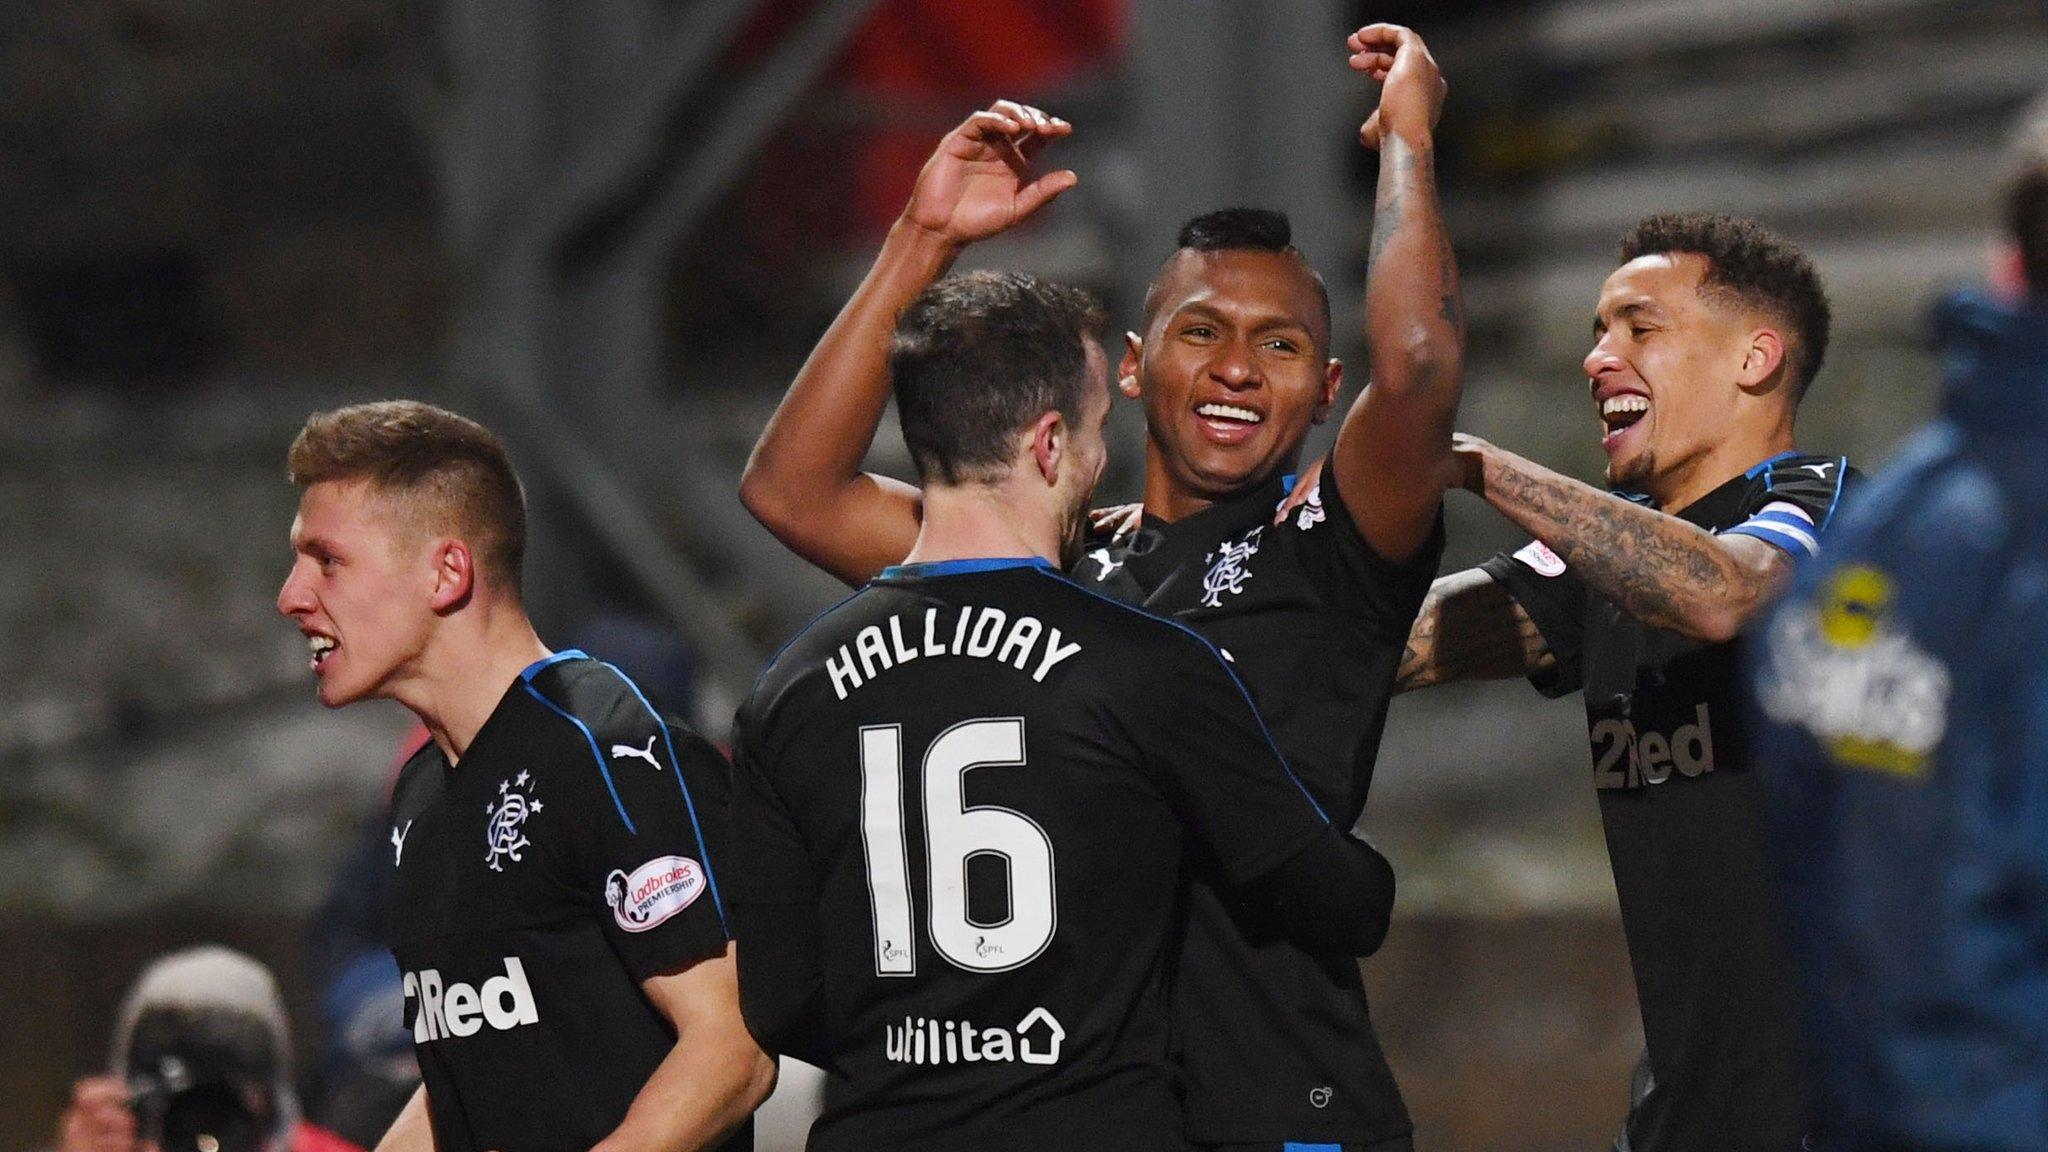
[124,1008,284,1152]
[128,1065,275,1152]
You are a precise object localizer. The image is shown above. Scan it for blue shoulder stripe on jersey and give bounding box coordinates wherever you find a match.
[878,557,1055,579]
[1746,449,1801,480]
[521,665,637,835]
[1029,567,1332,825]
[598,661,728,931]
[520,648,589,681]
[1818,455,1849,531]
[1725,521,1818,558]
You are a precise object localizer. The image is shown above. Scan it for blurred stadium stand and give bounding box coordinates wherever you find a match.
[2,1,2044,1148]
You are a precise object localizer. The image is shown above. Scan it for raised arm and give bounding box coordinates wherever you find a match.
[1458,434,1794,642]
[1397,566,1556,692]
[1326,24,1464,563]
[739,101,1078,586]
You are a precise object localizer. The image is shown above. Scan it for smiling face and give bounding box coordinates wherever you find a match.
[1587,252,1782,499]
[1127,248,1340,512]
[276,479,440,708]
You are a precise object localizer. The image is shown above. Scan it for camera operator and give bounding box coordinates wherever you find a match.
[54,946,361,1152]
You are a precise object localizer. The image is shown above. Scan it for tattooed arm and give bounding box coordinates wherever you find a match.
[1457,434,1795,642]
[1397,567,1555,692]
[1326,23,1463,564]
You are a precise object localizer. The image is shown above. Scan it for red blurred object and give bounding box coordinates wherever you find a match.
[732,0,1123,244]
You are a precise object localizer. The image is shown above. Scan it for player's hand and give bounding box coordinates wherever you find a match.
[901,100,1078,246]
[1450,432,1491,493]
[1275,457,1327,525]
[1089,502,1143,544]
[1347,24,1447,150]
[56,1077,137,1152]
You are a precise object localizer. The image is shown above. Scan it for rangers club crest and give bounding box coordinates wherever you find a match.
[1200,527,1264,608]
[485,770,543,872]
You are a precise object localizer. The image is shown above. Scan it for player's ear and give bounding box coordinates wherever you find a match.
[1118,331,1143,399]
[1313,358,1343,424]
[1030,410,1065,486]
[1736,327,1788,395]
[429,538,474,613]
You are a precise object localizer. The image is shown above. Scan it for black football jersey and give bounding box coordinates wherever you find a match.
[1075,472,1441,1143]
[1479,451,1856,1152]
[386,650,744,1152]
[730,558,1368,1152]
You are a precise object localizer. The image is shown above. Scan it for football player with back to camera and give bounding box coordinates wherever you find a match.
[275,401,774,1152]
[741,25,1461,1150]
[730,269,1399,1152]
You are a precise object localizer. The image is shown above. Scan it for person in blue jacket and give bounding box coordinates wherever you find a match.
[1750,95,2048,1152]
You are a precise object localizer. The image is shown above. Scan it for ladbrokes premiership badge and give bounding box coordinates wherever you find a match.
[485,770,542,872]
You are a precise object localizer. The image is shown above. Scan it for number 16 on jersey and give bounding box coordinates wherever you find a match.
[859,719,1058,976]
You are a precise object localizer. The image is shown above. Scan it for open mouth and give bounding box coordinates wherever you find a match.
[307,633,337,671]
[1599,393,1649,452]
[1194,401,1264,445]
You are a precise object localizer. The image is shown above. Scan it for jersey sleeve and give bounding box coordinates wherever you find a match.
[1722,455,1853,560]
[1133,629,1344,886]
[726,715,832,1064]
[1479,542,1589,697]
[525,666,736,982]
[588,717,736,981]
[1134,628,1397,953]
[1285,470,1446,641]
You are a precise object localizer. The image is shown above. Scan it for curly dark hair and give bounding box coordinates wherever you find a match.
[1621,212,1832,402]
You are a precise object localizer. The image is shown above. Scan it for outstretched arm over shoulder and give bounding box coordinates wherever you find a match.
[739,101,1078,586]
[1460,435,1796,642]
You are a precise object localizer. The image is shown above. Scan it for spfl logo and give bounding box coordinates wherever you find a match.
[485,770,542,872]
[1200,527,1264,608]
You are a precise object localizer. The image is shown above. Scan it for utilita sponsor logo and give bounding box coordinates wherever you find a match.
[403,957,539,1041]
[884,1007,1065,1066]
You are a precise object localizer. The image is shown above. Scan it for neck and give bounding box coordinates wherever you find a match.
[389,595,551,764]
[1652,415,1797,512]
[903,480,1064,568]
[1140,442,1295,524]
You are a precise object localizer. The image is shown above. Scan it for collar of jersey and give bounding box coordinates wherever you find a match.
[878,557,1055,580]
[1743,449,1802,479]
[519,648,590,682]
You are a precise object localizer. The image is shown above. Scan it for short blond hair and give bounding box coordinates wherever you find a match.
[288,400,526,592]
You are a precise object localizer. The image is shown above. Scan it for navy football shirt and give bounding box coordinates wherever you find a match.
[386,651,744,1152]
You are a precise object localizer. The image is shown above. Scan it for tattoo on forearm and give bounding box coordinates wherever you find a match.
[1397,575,1549,691]
[1489,464,1736,630]
[1367,146,1414,274]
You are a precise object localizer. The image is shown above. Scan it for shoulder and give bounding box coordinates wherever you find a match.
[1751,452,1857,525]
[1027,567,1234,671]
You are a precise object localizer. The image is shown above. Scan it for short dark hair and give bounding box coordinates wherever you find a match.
[2005,94,2048,295]
[1143,208,1332,344]
[288,400,527,592]
[890,271,1109,486]
[1620,212,1832,402]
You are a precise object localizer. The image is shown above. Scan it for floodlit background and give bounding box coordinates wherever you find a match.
[2,1,2042,1149]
